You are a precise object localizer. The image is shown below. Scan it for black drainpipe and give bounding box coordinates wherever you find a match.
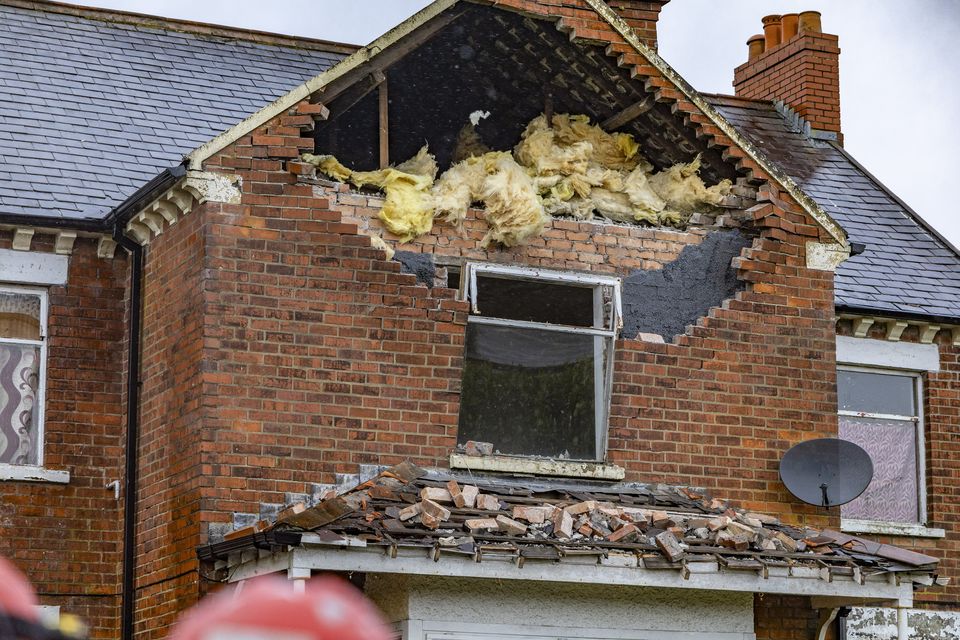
[114,226,143,640]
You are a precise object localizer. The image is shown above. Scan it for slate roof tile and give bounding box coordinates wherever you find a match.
[0,3,346,222]
[709,95,960,320]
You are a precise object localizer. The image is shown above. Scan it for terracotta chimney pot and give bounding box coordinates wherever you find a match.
[798,10,822,34]
[781,13,799,41]
[747,34,766,61]
[762,14,782,50]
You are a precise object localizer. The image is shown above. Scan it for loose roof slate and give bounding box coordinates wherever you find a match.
[0,2,348,222]
[708,94,960,321]
[199,462,939,580]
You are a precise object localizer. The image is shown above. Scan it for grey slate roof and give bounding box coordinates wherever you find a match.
[0,2,348,223]
[709,95,960,322]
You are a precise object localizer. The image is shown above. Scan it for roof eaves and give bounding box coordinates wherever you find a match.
[183,0,460,171]
[584,0,847,247]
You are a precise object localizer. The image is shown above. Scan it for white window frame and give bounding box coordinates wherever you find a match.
[462,263,621,461]
[837,365,930,532]
[0,285,61,481]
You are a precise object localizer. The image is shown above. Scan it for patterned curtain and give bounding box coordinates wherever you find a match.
[840,415,919,523]
[0,343,40,465]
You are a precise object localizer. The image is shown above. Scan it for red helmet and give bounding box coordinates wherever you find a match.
[0,556,39,624]
[170,575,392,640]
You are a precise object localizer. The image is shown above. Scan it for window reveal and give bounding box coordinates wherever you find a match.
[457,264,620,461]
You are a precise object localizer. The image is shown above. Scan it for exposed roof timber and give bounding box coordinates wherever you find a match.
[184,0,461,169]
[581,0,846,246]
[601,96,656,130]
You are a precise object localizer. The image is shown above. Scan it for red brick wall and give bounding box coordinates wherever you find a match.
[755,595,825,640]
[733,32,842,136]
[0,233,128,638]
[134,210,208,637]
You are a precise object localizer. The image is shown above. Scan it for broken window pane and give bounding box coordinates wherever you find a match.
[457,323,607,460]
[839,415,919,523]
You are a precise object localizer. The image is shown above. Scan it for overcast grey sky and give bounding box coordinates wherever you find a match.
[76,0,960,246]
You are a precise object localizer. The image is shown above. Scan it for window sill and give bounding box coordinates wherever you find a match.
[0,464,70,484]
[449,453,625,480]
[841,518,945,539]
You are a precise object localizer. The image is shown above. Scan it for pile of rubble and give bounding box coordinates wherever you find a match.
[210,462,939,577]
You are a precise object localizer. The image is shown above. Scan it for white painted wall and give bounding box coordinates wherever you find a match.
[365,574,755,640]
[845,607,960,640]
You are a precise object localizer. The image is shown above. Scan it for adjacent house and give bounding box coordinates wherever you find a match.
[1,0,957,638]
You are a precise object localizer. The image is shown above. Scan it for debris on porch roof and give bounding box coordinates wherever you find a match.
[200,463,941,585]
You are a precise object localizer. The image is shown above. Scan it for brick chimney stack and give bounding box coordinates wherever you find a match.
[606,0,671,50]
[733,11,842,142]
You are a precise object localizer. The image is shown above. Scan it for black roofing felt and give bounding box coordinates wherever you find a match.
[710,96,960,321]
[0,3,346,222]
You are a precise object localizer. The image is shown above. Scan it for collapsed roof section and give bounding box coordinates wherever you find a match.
[199,463,941,605]
[312,3,735,184]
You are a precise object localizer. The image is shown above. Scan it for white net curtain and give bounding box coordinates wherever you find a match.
[0,292,42,465]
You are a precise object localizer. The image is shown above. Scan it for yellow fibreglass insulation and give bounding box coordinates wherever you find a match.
[306,113,731,246]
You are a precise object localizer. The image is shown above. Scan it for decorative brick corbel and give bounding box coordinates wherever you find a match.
[124,170,242,244]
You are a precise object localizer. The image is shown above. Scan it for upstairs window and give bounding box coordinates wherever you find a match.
[457,264,620,461]
[0,287,47,467]
[838,368,924,524]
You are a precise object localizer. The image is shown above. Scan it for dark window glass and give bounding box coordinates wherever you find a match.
[838,370,916,416]
[475,275,594,327]
[457,323,602,460]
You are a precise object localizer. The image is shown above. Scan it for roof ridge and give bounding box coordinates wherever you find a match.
[0,0,359,54]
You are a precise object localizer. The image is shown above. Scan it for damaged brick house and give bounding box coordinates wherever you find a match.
[1,0,958,638]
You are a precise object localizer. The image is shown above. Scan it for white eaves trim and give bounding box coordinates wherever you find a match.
[836,336,940,372]
[225,544,917,607]
[0,463,70,484]
[183,0,459,170]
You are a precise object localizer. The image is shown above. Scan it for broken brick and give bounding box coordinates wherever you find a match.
[607,523,639,543]
[463,440,494,457]
[552,508,574,539]
[420,487,452,503]
[512,505,551,524]
[420,499,451,522]
[655,531,685,562]
[464,518,499,532]
[460,485,479,509]
[565,500,597,515]
[775,531,798,552]
[476,494,501,511]
[398,503,421,522]
[496,515,527,536]
[421,512,440,530]
[652,511,675,528]
[707,516,731,531]
[447,480,464,507]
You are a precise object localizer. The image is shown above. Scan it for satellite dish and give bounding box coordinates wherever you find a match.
[779,438,873,507]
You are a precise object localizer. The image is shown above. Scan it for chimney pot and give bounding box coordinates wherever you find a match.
[798,10,822,34]
[762,14,783,50]
[781,13,799,41]
[747,34,766,61]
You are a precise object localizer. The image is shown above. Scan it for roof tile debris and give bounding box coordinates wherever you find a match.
[708,94,960,321]
[0,2,347,222]
[207,462,939,580]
